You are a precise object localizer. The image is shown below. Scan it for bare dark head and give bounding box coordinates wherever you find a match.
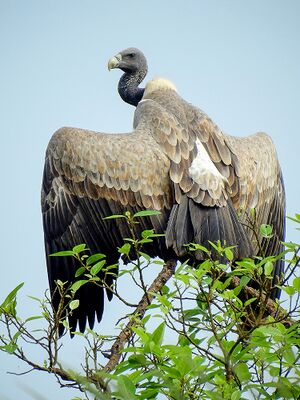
[108,47,148,106]
[108,47,147,74]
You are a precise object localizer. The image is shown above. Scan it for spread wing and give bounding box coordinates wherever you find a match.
[42,100,177,334]
[225,133,286,298]
[154,88,285,298]
[184,102,285,297]
[43,80,286,334]
[162,94,254,262]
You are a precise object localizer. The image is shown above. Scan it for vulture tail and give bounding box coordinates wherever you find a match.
[165,195,253,261]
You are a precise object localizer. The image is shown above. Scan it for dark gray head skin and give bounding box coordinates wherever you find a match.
[108,47,148,106]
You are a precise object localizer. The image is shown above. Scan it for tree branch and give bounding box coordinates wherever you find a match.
[104,259,176,372]
[229,276,294,327]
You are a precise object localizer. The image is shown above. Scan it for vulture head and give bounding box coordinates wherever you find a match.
[108,47,148,106]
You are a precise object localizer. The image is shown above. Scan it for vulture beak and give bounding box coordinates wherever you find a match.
[108,53,122,71]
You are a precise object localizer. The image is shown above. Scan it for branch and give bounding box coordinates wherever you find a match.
[229,276,294,327]
[104,259,176,372]
[8,346,73,383]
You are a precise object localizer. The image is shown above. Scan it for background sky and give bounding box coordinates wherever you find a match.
[0,1,299,399]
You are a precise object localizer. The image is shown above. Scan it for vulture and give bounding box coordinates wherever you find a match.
[41,47,285,335]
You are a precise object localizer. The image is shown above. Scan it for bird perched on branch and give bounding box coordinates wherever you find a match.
[41,47,285,334]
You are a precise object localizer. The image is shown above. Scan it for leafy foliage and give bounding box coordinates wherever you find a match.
[0,212,300,399]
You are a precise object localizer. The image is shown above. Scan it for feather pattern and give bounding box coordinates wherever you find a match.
[42,56,285,334]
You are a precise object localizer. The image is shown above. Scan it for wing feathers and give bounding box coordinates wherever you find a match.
[43,82,285,335]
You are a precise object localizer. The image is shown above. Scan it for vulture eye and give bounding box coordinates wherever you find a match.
[128,53,135,58]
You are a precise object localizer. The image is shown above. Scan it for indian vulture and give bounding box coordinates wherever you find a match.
[41,47,285,335]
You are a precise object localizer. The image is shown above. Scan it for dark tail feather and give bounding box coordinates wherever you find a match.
[166,195,253,260]
[166,196,194,256]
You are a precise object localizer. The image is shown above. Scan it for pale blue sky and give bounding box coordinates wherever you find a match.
[0,1,299,399]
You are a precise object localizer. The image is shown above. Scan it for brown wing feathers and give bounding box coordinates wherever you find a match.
[42,76,285,334]
[42,101,177,333]
[162,90,284,297]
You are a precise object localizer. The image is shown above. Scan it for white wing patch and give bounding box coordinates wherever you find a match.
[189,139,227,191]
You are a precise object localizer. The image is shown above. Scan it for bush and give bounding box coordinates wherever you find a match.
[1,212,300,399]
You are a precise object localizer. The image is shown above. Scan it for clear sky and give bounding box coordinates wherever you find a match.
[0,1,299,399]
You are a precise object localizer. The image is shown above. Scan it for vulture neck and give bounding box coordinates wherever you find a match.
[118,69,146,106]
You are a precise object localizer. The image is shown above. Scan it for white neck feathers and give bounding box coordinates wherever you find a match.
[144,78,177,97]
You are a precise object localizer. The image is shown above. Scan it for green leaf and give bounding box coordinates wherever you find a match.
[208,240,221,252]
[264,261,273,276]
[102,214,126,220]
[0,343,18,354]
[69,300,80,310]
[187,243,210,254]
[260,224,273,238]
[283,347,296,365]
[1,282,24,307]
[138,251,151,262]
[115,375,138,400]
[127,354,147,367]
[287,214,300,224]
[293,277,300,291]
[75,267,86,277]
[72,244,87,253]
[236,259,256,270]
[0,282,24,315]
[214,373,226,385]
[133,210,161,217]
[141,229,155,238]
[13,331,22,342]
[269,366,280,377]
[25,315,43,322]
[137,238,153,244]
[239,275,251,287]
[137,238,153,245]
[71,280,87,293]
[196,294,208,310]
[131,327,149,343]
[282,241,298,250]
[151,322,165,346]
[276,378,295,398]
[160,365,182,379]
[27,295,41,302]
[62,320,69,328]
[231,390,241,400]
[235,362,251,382]
[156,294,171,309]
[232,275,251,295]
[118,243,131,256]
[147,233,165,238]
[86,253,106,266]
[50,250,75,257]
[55,279,65,288]
[90,260,106,276]
[284,286,295,296]
[225,248,234,261]
[244,297,257,307]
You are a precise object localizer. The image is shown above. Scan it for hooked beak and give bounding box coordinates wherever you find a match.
[108,53,122,71]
